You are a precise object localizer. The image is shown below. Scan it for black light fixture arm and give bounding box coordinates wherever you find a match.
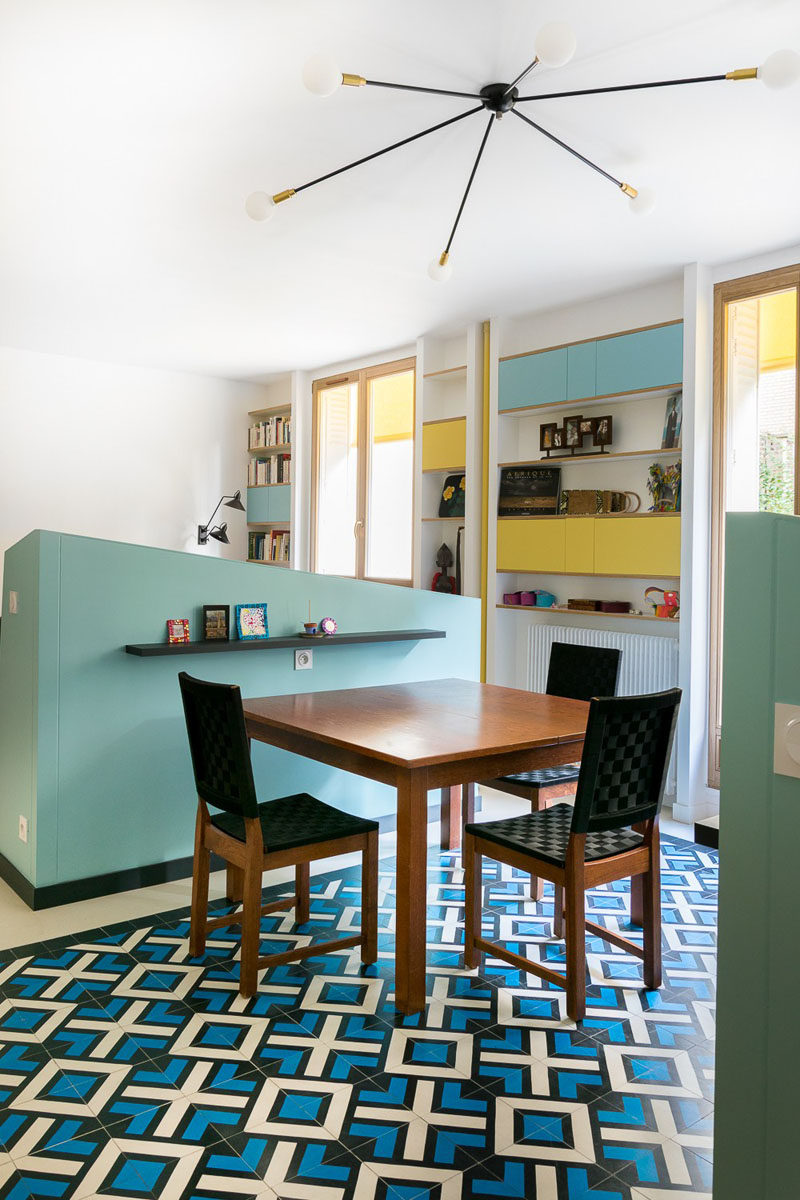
[364,78,482,100]
[516,72,729,103]
[504,56,540,96]
[443,114,495,256]
[512,107,624,191]
[287,105,483,198]
[198,490,245,546]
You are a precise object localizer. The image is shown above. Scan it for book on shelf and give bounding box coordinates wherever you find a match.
[247,453,292,487]
[248,529,291,564]
[248,415,292,449]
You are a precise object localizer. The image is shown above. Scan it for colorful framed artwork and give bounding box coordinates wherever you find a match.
[235,603,269,641]
[498,466,561,516]
[202,604,230,641]
[580,418,594,437]
[167,618,190,644]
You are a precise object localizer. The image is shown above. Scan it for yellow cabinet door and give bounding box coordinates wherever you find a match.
[422,418,466,471]
[594,515,681,577]
[497,519,566,573]
[565,518,595,574]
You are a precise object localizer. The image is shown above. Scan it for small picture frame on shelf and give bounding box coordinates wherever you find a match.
[552,428,564,449]
[580,418,594,437]
[565,415,582,448]
[661,391,682,449]
[593,415,613,446]
[202,605,230,641]
[235,603,269,641]
[167,618,190,644]
[540,422,558,452]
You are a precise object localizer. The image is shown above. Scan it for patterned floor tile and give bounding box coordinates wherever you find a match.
[0,836,716,1199]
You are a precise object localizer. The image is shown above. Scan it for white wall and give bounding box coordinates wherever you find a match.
[0,347,270,596]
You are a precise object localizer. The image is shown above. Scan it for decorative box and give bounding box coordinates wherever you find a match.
[503,592,521,605]
[519,591,536,605]
[535,591,556,608]
[567,598,600,611]
[599,601,631,613]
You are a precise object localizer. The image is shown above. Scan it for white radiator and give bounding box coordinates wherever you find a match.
[527,624,679,793]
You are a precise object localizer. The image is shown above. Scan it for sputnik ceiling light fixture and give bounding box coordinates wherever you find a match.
[246,22,800,281]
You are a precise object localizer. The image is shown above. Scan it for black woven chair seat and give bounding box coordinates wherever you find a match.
[466,802,643,868]
[211,792,379,854]
[497,764,581,788]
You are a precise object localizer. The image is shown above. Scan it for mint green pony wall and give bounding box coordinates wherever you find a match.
[715,513,800,1199]
[0,531,480,895]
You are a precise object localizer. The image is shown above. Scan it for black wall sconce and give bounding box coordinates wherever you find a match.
[197,491,245,546]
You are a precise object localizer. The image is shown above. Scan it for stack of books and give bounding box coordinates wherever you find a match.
[248,416,292,448]
[247,454,292,486]
[248,529,291,563]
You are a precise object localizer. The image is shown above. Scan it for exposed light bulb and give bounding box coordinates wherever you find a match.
[629,187,656,216]
[428,253,452,282]
[302,54,343,97]
[534,22,577,69]
[758,49,800,90]
[245,191,275,222]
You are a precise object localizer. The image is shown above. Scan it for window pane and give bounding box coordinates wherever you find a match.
[316,382,359,576]
[757,289,797,514]
[366,369,414,580]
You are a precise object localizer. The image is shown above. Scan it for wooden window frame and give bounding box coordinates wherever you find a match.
[709,263,800,787]
[311,356,416,586]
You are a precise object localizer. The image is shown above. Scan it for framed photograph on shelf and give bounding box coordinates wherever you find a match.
[580,418,594,437]
[540,422,558,452]
[498,466,561,516]
[235,603,269,641]
[167,618,190,644]
[202,605,230,641]
[565,415,582,448]
[661,391,682,449]
[593,415,613,446]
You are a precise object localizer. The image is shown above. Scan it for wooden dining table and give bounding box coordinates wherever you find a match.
[242,677,588,1014]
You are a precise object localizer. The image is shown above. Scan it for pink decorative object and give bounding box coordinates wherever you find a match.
[503,592,521,605]
[519,591,536,606]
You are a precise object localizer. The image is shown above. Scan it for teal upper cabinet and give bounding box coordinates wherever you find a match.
[247,484,291,524]
[498,347,567,411]
[566,341,597,401]
[595,323,683,396]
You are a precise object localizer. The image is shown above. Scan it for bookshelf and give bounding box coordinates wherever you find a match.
[246,398,293,566]
[414,326,483,596]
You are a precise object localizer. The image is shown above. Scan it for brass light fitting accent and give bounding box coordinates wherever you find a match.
[272,189,296,205]
[342,74,367,87]
[620,183,638,199]
[438,251,450,268]
[725,67,759,81]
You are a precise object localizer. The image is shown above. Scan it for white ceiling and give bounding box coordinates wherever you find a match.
[1,0,799,380]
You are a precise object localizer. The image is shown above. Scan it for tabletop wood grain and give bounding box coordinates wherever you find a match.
[242,678,588,769]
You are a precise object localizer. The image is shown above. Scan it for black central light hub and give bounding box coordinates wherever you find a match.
[480,83,519,114]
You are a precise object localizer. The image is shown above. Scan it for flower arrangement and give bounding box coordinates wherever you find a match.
[647,461,681,512]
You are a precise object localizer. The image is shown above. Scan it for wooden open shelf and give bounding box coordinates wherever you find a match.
[496,604,678,623]
[423,365,467,381]
[247,559,290,567]
[248,402,291,417]
[499,447,680,468]
[422,516,465,523]
[125,629,446,658]
[497,511,678,521]
[248,443,291,455]
[422,465,466,475]
[498,382,681,417]
[248,482,291,489]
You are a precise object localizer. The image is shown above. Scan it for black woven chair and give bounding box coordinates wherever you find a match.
[481,642,622,900]
[179,672,379,997]
[465,688,680,1021]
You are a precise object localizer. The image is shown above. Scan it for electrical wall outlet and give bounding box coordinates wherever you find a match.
[8,591,18,614]
[294,649,313,671]
[18,815,28,843]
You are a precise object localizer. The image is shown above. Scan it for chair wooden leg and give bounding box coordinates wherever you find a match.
[361,829,379,964]
[565,836,586,1022]
[529,789,544,901]
[553,885,564,939]
[226,865,244,904]
[463,832,481,969]
[239,857,263,998]
[642,831,662,990]
[189,804,210,958]
[295,862,310,925]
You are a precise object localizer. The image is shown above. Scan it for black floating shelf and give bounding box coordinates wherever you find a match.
[124,629,446,658]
